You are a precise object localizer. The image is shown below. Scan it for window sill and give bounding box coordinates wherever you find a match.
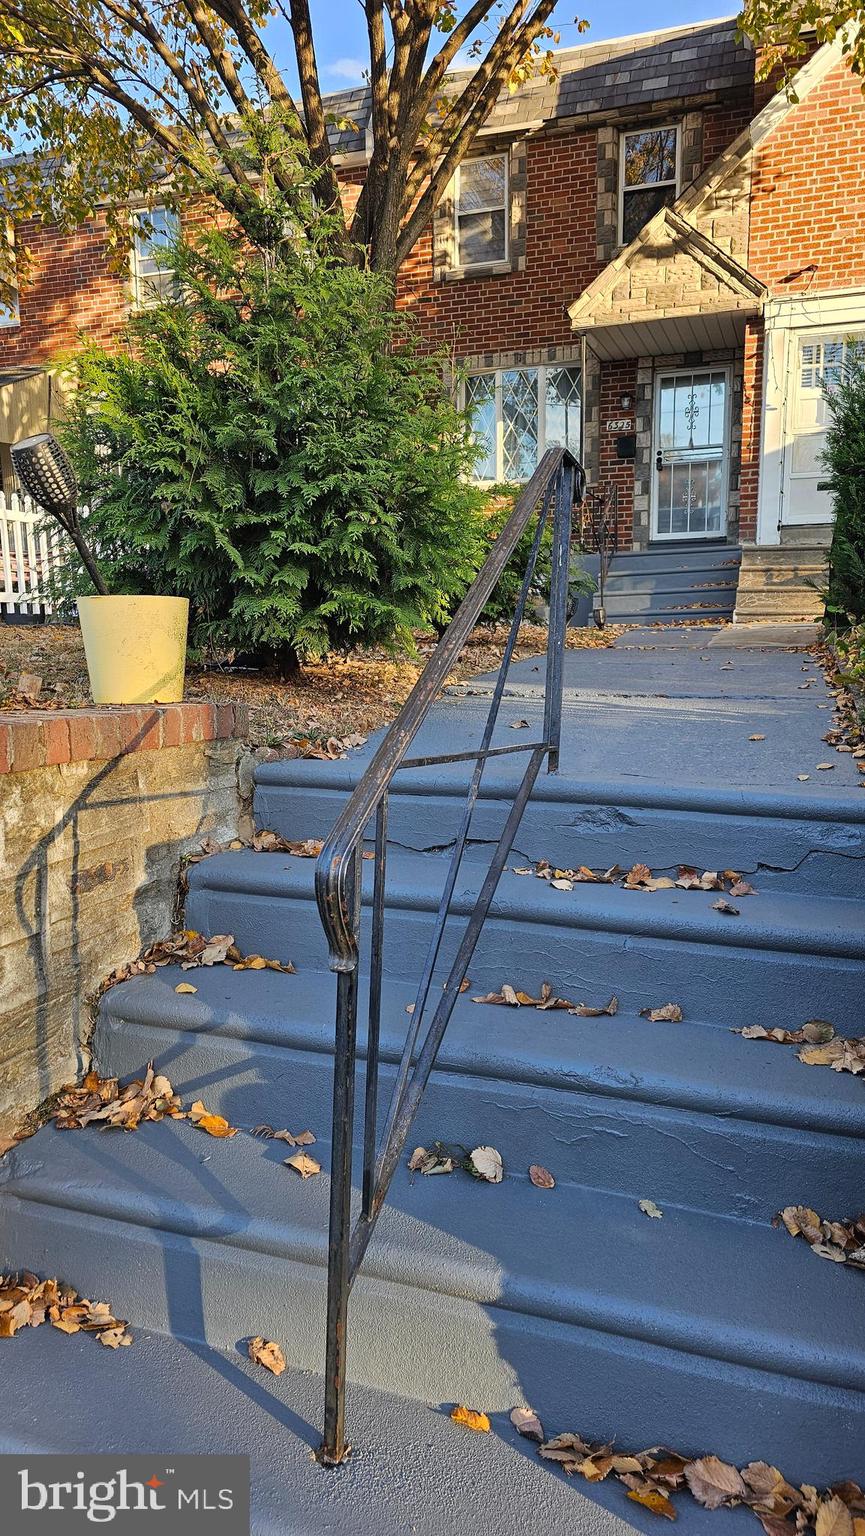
[437,258,516,283]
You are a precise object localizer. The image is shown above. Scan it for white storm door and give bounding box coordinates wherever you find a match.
[652,369,730,540]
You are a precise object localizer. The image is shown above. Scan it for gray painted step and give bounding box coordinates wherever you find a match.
[601,547,741,625]
[1,1323,721,1536]
[92,966,865,1217]
[184,849,865,1031]
[600,574,738,596]
[3,1118,865,1482]
[607,546,741,574]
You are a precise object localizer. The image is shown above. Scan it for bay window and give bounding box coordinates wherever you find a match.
[464,364,581,484]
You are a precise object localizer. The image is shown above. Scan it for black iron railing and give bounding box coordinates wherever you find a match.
[583,482,618,627]
[313,447,584,1464]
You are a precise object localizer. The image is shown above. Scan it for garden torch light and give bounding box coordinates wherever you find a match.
[11,432,108,593]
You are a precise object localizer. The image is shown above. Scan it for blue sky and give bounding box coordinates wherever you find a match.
[269,3,738,93]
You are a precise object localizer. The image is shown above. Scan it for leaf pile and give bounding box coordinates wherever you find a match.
[535,1433,865,1530]
[50,1068,235,1141]
[775,1205,865,1269]
[50,1064,184,1131]
[408,1142,503,1182]
[512,861,756,897]
[100,929,296,994]
[472,982,618,1018]
[735,1021,865,1078]
[0,1272,132,1348]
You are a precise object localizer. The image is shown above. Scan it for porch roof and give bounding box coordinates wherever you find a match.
[569,206,765,362]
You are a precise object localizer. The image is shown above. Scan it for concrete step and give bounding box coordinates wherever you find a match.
[4,1322,752,1536]
[93,964,865,1217]
[735,593,825,622]
[604,604,735,622]
[3,1115,864,1482]
[2,1330,855,1536]
[184,849,865,1031]
[601,574,738,597]
[779,525,834,549]
[607,546,741,577]
[255,756,865,899]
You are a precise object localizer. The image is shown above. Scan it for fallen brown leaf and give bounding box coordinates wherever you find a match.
[510,1406,545,1441]
[188,1101,238,1138]
[640,1003,683,1023]
[686,1456,748,1510]
[529,1165,556,1189]
[570,995,619,1018]
[451,1405,491,1433]
[174,982,198,995]
[248,1336,286,1376]
[284,1151,321,1179]
[469,1145,503,1183]
[712,898,740,915]
[628,1487,678,1519]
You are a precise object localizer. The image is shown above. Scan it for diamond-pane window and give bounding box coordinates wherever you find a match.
[463,364,581,483]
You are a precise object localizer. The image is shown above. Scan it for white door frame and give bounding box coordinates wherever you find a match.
[757,289,865,545]
[650,365,731,541]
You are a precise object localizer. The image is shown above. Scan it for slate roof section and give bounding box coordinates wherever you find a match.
[322,17,754,153]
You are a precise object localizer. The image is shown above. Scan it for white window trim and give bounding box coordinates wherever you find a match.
[129,206,179,308]
[461,363,581,486]
[618,123,681,247]
[453,153,509,271]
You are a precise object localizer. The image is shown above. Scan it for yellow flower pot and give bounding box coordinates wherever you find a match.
[77,595,189,704]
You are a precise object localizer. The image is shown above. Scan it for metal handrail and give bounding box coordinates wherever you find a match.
[583,482,618,627]
[314,446,585,1464]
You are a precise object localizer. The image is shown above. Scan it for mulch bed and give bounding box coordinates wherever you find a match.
[0,622,622,750]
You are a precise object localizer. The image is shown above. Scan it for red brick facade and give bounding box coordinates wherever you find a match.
[1,36,863,558]
[748,59,865,294]
[398,127,599,355]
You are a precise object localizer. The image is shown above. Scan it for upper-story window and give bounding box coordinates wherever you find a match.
[131,206,180,306]
[619,125,679,245]
[0,225,19,327]
[454,155,508,268]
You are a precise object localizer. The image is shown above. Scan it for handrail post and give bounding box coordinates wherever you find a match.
[318,844,362,1466]
[544,462,575,774]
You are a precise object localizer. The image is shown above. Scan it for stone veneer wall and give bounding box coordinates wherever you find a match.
[0,701,249,1132]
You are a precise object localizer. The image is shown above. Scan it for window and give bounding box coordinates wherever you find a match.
[454,155,508,268]
[464,365,581,483]
[0,223,19,327]
[619,126,679,245]
[131,206,180,306]
[799,335,865,392]
[792,332,865,477]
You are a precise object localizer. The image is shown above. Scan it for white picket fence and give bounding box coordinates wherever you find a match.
[0,490,64,616]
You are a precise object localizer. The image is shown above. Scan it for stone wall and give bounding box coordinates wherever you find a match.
[0,701,249,1133]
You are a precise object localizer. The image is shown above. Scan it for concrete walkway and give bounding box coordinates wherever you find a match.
[444,625,863,798]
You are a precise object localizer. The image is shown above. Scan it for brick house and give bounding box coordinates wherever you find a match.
[1,16,863,620]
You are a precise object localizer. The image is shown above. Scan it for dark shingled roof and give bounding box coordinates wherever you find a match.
[323,17,754,153]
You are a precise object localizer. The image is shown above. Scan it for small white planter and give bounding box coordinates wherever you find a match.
[77,595,189,704]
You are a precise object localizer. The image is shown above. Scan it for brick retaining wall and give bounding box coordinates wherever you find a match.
[0,702,250,1132]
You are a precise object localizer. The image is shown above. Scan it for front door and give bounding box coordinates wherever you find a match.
[652,368,730,540]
